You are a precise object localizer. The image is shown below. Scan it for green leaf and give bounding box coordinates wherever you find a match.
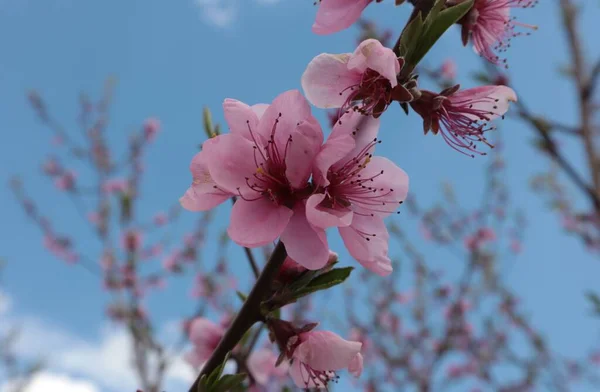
[293,267,354,299]
[206,353,230,387]
[401,0,473,75]
[212,373,247,392]
[236,291,248,303]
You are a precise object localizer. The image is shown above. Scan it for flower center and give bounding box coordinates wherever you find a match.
[237,115,298,207]
[296,361,339,388]
[339,69,393,117]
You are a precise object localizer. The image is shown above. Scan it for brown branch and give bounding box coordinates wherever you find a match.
[188,241,287,392]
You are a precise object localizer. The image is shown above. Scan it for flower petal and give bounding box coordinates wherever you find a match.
[257,90,314,147]
[206,134,263,196]
[285,120,324,189]
[450,85,517,121]
[289,359,326,389]
[228,198,293,248]
[348,39,400,87]
[332,111,381,173]
[348,353,363,377]
[339,214,392,276]
[280,203,329,270]
[301,53,359,109]
[306,193,353,229]
[351,156,409,216]
[180,148,232,211]
[223,99,262,142]
[312,0,371,35]
[296,331,362,371]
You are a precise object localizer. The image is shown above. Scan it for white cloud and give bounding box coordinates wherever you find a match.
[195,0,238,28]
[194,0,282,28]
[0,294,195,392]
[0,290,11,315]
[1,372,99,392]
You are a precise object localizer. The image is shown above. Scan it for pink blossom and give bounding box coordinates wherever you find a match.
[312,0,372,35]
[439,59,457,80]
[143,117,161,141]
[288,330,363,388]
[153,212,168,226]
[184,318,225,369]
[121,230,143,252]
[302,39,405,118]
[54,171,76,191]
[180,90,330,270]
[305,111,409,275]
[247,348,289,386]
[43,234,78,263]
[460,0,537,65]
[42,157,61,175]
[410,85,517,156]
[102,178,128,194]
[162,253,180,272]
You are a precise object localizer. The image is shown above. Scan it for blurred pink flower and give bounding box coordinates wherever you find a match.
[121,230,143,252]
[306,111,408,275]
[302,39,403,117]
[153,212,168,226]
[180,90,329,270]
[440,59,457,80]
[143,117,161,141]
[312,0,371,35]
[54,171,76,191]
[247,348,289,386]
[184,318,225,369]
[102,178,128,194]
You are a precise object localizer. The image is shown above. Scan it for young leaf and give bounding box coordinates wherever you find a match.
[212,373,247,392]
[292,267,354,299]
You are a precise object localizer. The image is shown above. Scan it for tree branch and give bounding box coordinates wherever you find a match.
[188,241,287,392]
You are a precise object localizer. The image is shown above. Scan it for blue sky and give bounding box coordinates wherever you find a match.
[1,0,599,391]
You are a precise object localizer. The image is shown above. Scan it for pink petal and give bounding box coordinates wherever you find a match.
[280,203,329,270]
[251,103,269,119]
[451,85,517,120]
[223,99,262,142]
[180,148,232,211]
[339,214,392,276]
[348,39,400,87]
[332,111,381,173]
[289,359,326,389]
[312,0,371,35]
[306,193,353,229]
[228,198,293,248]
[348,353,364,377]
[257,90,314,148]
[247,349,281,386]
[189,318,224,346]
[352,156,409,216]
[301,53,359,109]
[206,134,263,196]
[296,331,362,371]
[285,120,324,189]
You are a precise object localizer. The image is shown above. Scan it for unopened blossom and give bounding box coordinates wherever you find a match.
[312,0,373,35]
[54,171,76,191]
[143,117,161,141]
[439,59,457,80]
[302,39,408,118]
[180,90,330,269]
[247,348,289,386]
[457,0,538,65]
[410,85,517,156]
[121,230,143,252]
[306,111,409,275]
[102,178,129,194]
[184,317,225,369]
